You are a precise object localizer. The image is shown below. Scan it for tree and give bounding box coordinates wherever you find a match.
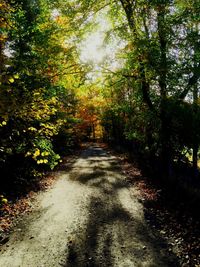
[83,0,200,175]
[0,0,85,191]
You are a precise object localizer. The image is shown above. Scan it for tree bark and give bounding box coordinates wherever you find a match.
[157,4,171,177]
[193,81,198,175]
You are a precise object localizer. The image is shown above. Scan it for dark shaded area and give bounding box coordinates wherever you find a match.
[0,154,36,198]
[0,150,79,202]
[109,143,200,266]
[65,144,179,267]
[114,141,200,218]
[80,146,108,159]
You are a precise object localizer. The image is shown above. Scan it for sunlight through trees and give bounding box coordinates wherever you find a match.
[0,0,200,197]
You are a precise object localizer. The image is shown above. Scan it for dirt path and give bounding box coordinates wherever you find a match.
[0,144,179,267]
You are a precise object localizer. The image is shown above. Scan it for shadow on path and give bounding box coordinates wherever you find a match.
[64,145,179,267]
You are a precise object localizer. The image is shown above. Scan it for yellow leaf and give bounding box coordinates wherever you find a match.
[14,74,19,79]
[33,149,40,158]
[8,78,14,83]
[28,127,37,131]
[1,198,8,204]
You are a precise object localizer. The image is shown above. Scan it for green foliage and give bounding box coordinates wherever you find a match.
[28,138,61,170]
[99,0,200,173]
[165,99,200,152]
[1,0,200,190]
[0,0,83,190]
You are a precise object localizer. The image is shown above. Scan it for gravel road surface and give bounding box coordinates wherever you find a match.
[0,144,178,267]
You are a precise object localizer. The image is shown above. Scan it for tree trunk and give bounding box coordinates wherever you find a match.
[157,4,171,177]
[193,83,198,175]
[92,123,95,141]
[192,26,199,176]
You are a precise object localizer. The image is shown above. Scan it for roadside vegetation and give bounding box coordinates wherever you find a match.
[0,1,200,263]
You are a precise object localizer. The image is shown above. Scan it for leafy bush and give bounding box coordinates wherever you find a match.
[25,138,61,170]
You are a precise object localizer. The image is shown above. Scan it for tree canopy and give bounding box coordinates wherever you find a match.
[0,0,200,195]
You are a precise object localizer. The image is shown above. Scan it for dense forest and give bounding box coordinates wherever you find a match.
[0,0,200,205]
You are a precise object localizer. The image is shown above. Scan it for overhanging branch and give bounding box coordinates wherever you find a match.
[179,62,200,99]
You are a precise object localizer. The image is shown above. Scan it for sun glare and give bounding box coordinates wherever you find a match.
[80,32,106,64]
[79,13,112,65]
[78,12,126,80]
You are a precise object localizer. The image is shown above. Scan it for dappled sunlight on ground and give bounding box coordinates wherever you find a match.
[0,144,179,267]
[65,145,178,267]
